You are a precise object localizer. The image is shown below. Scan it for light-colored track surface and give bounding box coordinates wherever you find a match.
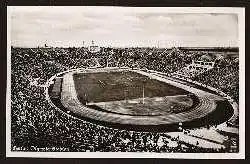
[60,68,225,126]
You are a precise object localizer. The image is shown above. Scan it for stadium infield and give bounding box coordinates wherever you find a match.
[73,70,194,116]
[73,71,190,103]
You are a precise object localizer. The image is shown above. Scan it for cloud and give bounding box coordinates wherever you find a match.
[9,7,238,47]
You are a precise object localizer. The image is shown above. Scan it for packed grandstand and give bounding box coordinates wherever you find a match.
[11,46,239,152]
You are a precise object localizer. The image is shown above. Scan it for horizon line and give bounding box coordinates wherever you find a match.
[11,45,239,49]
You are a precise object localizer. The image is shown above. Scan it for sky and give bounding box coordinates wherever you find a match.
[9,7,239,48]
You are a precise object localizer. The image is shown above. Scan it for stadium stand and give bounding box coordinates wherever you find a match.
[11,46,239,152]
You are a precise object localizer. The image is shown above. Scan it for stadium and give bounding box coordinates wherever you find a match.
[9,6,244,156]
[47,66,234,132]
[11,46,240,153]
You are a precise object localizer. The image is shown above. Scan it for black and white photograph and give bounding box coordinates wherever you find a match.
[6,6,245,158]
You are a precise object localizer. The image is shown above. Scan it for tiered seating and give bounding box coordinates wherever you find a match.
[172,65,209,79]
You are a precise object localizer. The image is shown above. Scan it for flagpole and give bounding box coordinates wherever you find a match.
[143,83,145,104]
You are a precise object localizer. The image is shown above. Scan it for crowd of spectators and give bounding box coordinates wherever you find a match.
[11,46,238,152]
[193,56,239,103]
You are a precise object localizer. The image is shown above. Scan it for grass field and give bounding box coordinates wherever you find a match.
[73,71,190,103]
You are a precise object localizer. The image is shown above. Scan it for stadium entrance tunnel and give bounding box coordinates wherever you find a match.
[46,68,235,133]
